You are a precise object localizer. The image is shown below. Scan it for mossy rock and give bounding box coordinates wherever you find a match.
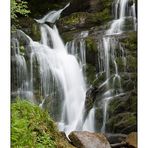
[106,112,137,134]
[11,99,74,148]
[61,30,80,43]
[85,64,97,85]
[126,55,137,72]
[59,9,112,31]
[86,8,113,26]
[95,107,104,131]
[120,72,137,91]
[122,18,135,31]
[116,57,126,72]
[120,32,137,52]
[108,94,137,117]
[60,12,89,26]
[85,36,98,66]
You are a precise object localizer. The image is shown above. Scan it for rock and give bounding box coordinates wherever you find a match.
[69,131,111,148]
[60,132,72,145]
[105,133,127,144]
[106,112,137,134]
[126,132,137,148]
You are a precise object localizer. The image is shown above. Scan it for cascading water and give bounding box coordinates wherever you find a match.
[11,3,87,135]
[100,0,137,133]
[66,31,88,71]
[82,108,95,132]
[11,0,136,136]
[11,38,33,100]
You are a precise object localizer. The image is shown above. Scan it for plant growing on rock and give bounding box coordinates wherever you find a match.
[11,0,30,29]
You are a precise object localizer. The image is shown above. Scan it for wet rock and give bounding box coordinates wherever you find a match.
[106,112,137,134]
[85,36,98,66]
[105,133,127,144]
[84,86,98,118]
[69,131,111,148]
[126,132,137,148]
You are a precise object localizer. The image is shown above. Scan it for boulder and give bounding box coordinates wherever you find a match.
[105,133,127,144]
[69,131,111,148]
[126,132,137,148]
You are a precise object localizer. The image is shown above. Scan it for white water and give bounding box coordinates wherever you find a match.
[11,0,137,135]
[131,2,137,31]
[12,24,86,135]
[35,3,70,24]
[100,0,137,133]
[82,108,95,132]
[31,24,86,135]
[11,38,33,100]
[66,31,88,71]
[11,4,87,135]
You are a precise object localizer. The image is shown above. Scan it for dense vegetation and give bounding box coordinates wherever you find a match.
[11,99,74,147]
[11,0,30,29]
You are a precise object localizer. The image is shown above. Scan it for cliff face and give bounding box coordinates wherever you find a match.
[16,0,137,135]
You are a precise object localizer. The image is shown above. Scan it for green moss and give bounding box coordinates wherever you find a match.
[61,30,79,42]
[122,18,135,31]
[106,112,137,134]
[120,32,137,51]
[59,7,113,30]
[11,99,74,148]
[85,64,96,85]
[19,45,25,54]
[126,55,137,72]
[31,23,41,41]
[60,12,88,26]
[116,57,125,72]
[86,8,112,25]
[85,37,97,53]
[93,73,106,87]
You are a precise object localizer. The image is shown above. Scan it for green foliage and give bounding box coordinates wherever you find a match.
[11,0,30,20]
[11,100,74,148]
[11,100,56,147]
[11,0,30,30]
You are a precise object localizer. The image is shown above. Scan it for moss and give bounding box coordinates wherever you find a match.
[126,55,137,72]
[95,107,104,131]
[61,30,79,42]
[85,64,96,85]
[116,57,125,72]
[31,23,41,41]
[85,36,97,53]
[60,12,88,26]
[11,99,74,148]
[19,45,25,54]
[106,112,137,134]
[120,32,137,51]
[93,73,106,87]
[86,8,113,25]
[59,7,113,30]
[122,18,135,31]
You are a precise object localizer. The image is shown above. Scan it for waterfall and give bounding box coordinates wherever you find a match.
[35,3,70,24]
[11,38,33,100]
[100,0,137,133]
[82,108,95,132]
[11,3,87,135]
[11,0,136,135]
[66,31,88,71]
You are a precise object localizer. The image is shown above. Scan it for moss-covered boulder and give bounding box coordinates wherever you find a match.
[106,112,137,134]
[11,100,74,147]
